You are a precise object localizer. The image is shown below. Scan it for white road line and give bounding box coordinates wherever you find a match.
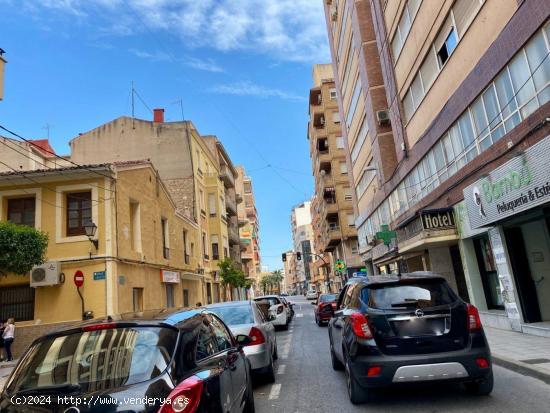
[277,364,286,375]
[295,313,304,318]
[268,383,282,400]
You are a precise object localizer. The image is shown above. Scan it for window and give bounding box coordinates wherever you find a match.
[202,232,208,258]
[339,162,348,174]
[346,76,362,128]
[165,284,174,308]
[133,288,143,312]
[344,187,353,201]
[66,191,92,236]
[208,193,216,216]
[211,235,219,260]
[330,88,337,100]
[130,201,141,252]
[7,197,35,227]
[336,136,345,149]
[161,218,169,259]
[196,322,217,361]
[183,289,189,307]
[436,27,458,67]
[356,162,375,199]
[183,230,189,264]
[332,111,341,124]
[391,0,422,60]
[351,116,369,164]
[196,149,201,173]
[199,190,205,214]
[336,1,350,63]
[210,316,232,352]
[347,213,355,227]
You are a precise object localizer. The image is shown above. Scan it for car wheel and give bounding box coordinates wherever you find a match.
[315,315,320,326]
[273,343,278,360]
[346,360,371,404]
[264,356,276,383]
[243,368,256,413]
[464,371,494,396]
[330,342,344,371]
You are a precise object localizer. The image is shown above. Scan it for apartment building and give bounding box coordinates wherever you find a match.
[308,64,362,292]
[0,137,71,172]
[235,166,262,289]
[0,161,201,358]
[0,47,5,100]
[325,0,550,336]
[69,112,231,304]
[282,249,298,294]
[290,201,315,293]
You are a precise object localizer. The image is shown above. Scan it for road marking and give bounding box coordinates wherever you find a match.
[277,364,286,375]
[268,383,282,400]
[295,313,304,318]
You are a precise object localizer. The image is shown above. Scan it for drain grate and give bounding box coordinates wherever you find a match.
[520,358,550,365]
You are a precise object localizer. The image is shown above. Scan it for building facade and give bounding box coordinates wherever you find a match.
[0,161,202,358]
[235,166,262,290]
[308,64,362,292]
[290,201,316,293]
[325,0,550,336]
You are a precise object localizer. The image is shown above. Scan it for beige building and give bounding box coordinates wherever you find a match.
[235,166,262,290]
[69,112,234,304]
[290,201,316,293]
[0,161,201,358]
[308,64,362,291]
[325,0,550,336]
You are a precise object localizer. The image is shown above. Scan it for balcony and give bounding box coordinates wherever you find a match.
[229,226,240,245]
[226,195,237,216]
[236,193,243,204]
[309,88,322,106]
[242,251,253,260]
[219,164,235,188]
[313,113,325,129]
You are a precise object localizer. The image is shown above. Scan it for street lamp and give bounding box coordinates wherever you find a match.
[84,222,99,250]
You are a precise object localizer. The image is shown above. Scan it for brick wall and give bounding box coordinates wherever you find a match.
[164,177,196,220]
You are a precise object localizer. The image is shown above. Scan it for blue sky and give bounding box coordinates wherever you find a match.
[0,0,330,271]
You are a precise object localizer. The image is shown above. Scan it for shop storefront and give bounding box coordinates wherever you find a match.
[462,135,550,336]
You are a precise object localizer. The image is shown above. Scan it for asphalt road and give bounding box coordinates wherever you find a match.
[253,295,550,413]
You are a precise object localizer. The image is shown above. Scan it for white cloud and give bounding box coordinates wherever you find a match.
[185,57,225,73]
[209,81,305,101]
[19,0,330,63]
[129,48,224,72]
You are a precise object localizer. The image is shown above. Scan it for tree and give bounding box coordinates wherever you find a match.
[271,269,284,294]
[218,257,249,300]
[0,221,49,276]
[259,275,270,295]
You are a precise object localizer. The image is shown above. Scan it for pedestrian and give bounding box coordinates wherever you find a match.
[2,318,15,362]
[0,320,4,362]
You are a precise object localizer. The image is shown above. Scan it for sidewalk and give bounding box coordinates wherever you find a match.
[0,360,17,389]
[485,326,550,384]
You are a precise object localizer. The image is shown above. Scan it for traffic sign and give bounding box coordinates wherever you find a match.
[74,270,84,288]
[334,259,347,272]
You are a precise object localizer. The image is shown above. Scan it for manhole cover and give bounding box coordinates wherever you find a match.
[520,358,550,365]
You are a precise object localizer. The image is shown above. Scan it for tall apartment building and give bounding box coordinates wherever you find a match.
[236,166,262,289]
[308,64,362,292]
[290,201,316,293]
[325,0,550,336]
[70,112,232,304]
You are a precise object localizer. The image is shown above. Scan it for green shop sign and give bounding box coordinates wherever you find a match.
[480,161,532,204]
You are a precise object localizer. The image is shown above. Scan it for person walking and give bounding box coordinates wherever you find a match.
[0,320,4,362]
[2,318,15,362]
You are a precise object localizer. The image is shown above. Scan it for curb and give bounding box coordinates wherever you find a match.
[492,354,550,385]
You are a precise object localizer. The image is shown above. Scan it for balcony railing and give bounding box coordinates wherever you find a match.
[226,196,237,216]
[220,164,235,188]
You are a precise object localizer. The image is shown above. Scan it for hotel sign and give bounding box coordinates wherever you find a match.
[421,209,456,230]
[464,135,550,230]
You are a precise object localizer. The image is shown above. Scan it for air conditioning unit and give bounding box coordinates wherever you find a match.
[376,110,390,126]
[30,262,61,287]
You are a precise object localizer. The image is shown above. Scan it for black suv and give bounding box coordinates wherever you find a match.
[328,273,493,404]
[0,308,255,412]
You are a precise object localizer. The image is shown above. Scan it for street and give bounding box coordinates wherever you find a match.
[254,296,550,413]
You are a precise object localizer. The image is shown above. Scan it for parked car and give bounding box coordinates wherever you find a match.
[313,293,338,326]
[279,296,295,320]
[0,308,255,412]
[254,295,289,330]
[328,273,493,404]
[207,300,278,382]
[306,289,318,300]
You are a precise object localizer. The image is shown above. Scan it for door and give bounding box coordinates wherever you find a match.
[331,284,354,361]
[210,315,247,412]
[504,227,542,323]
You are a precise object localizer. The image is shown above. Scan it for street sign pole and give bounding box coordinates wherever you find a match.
[74,271,85,320]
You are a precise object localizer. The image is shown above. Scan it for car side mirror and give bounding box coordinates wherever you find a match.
[235,334,253,346]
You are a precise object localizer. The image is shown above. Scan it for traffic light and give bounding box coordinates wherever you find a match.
[296,251,302,261]
[282,253,287,262]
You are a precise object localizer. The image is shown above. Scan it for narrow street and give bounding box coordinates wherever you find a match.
[254,296,550,413]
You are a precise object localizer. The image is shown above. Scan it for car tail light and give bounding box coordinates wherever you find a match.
[248,327,266,345]
[467,304,482,331]
[367,366,382,377]
[277,305,284,314]
[159,375,203,413]
[350,313,373,339]
[82,323,116,332]
[475,358,490,369]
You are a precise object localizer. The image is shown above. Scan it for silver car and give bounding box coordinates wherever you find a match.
[207,300,278,382]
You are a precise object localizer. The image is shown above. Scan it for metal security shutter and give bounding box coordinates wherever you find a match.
[0,285,35,322]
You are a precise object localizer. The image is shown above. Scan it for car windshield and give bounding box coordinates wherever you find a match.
[365,279,458,310]
[319,294,337,302]
[8,327,177,394]
[209,305,255,326]
[255,297,280,306]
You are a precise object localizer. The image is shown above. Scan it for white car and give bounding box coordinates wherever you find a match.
[306,290,318,300]
[254,295,289,330]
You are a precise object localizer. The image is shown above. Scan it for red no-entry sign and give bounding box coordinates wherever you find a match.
[74,270,84,288]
